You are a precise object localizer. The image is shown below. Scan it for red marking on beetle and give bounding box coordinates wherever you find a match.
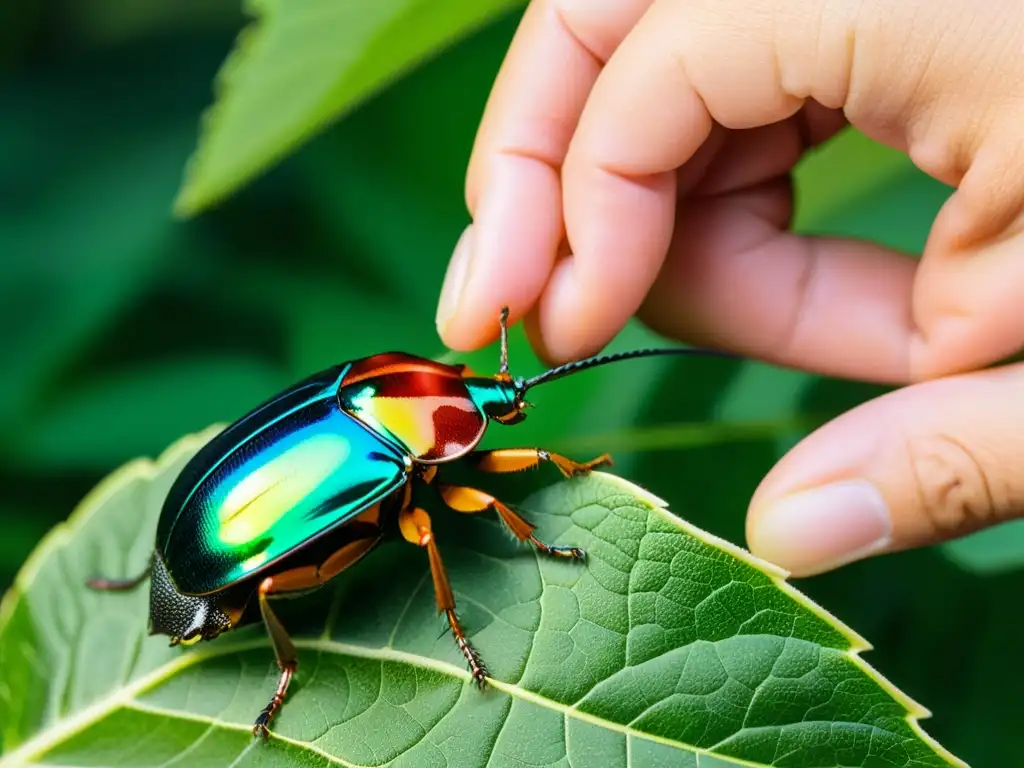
[341,355,488,462]
[342,354,465,387]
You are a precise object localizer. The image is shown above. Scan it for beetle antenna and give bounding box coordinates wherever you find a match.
[498,306,510,376]
[516,346,738,397]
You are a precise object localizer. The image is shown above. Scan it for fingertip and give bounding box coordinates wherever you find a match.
[745,365,1024,576]
[437,155,563,351]
[909,173,1024,380]
[747,480,893,577]
[528,254,640,363]
[435,225,476,349]
[525,162,676,363]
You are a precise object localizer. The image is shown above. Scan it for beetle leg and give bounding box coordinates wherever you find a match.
[468,448,612,478]
[86,563,152,591]
[252,575,299,739]
[397,505,488,687]
[438,483,586,561]
[249,526,381,739]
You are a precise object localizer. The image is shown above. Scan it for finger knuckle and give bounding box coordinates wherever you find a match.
[905,432,999,536]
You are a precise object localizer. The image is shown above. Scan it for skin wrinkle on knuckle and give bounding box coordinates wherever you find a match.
[814,0,855,108]
[903,431,1000,539]
[466,118,574,217]
[550,0,613,64]
[682,0,858,128]
[852,1,1014,180]
[902,30,986,189]
[774,0,851,108]
[691,25,797,127]
[842,0,941,142]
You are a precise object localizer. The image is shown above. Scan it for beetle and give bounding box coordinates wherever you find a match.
[87,307,724,737]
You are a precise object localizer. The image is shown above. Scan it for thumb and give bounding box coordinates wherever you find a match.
[746,364,1024,577]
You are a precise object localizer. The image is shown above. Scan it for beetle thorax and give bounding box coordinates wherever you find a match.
[149,553,236,645]
[337,353,502,463]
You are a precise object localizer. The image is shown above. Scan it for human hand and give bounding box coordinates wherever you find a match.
[435,0,1024,576]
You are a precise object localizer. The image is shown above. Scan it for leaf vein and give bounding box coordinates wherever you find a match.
[385,572,427,648]
[154,720,217,768]
[127,700,363,768]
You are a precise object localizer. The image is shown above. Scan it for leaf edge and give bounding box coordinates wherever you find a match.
[0,424,229,643]
[0,432,969,768]
[586,471,968,768]
[171,0,524,218]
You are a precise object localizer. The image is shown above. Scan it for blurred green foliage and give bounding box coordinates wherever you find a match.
[0,2,1019,764]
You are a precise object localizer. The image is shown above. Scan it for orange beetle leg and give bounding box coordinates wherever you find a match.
[398,505,488,686]
[438,483,586,562]
[252,517,381,738]
[470,448,612,478]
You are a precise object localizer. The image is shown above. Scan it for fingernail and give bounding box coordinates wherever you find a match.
[436,225,474,335]
[750,479,892,576]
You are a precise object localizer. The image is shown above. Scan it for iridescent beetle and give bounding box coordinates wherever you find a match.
[87,308,723,737]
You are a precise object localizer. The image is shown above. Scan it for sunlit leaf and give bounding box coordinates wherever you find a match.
[174,0,526,215]
[290,11,518,312]
[0,428,966,767]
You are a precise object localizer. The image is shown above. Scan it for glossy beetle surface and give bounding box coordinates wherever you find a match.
[88,308,720,737]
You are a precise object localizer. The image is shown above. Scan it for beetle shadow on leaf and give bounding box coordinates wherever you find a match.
[251,495,545,685]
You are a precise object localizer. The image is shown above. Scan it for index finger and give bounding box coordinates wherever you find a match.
[436,0,654,351]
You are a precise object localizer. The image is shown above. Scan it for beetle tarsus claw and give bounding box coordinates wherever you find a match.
[471,665,489,688]
[252,710,273,740]
[547,451,614,479]
[576,453,613,475]
[446,609,488,688]
[252,688,286,740]
[530,539,587,562]
[466,646,489,688]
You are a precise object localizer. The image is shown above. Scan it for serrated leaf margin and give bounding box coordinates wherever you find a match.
[0,427,968,768]
[570,472,967,768]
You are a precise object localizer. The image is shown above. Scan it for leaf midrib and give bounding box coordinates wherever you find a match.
[0,445,958,768]
[0,636,768,768]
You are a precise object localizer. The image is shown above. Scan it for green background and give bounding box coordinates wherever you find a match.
[0,3,1019,765]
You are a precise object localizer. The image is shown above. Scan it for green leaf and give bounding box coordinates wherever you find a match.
[791,128,915,233]
[793,127,953,251]
[1,428,966,767]
[942,521,1024,576]
[0,507,46,587]
[174,0,526,216]
[290,10,518,313]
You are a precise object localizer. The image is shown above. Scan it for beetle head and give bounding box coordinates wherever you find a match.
[499,375,534,425]
[148,553,237,645]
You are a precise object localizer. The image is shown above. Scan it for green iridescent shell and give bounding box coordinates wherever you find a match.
[156,365,408,595]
